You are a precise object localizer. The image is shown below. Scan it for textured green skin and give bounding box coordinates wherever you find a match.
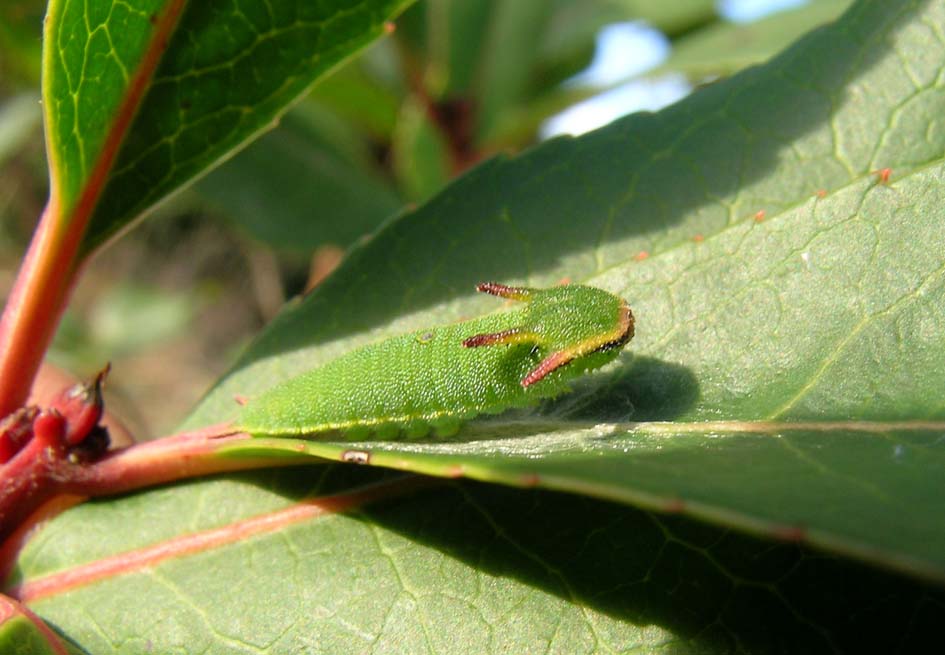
[238,285,630,438]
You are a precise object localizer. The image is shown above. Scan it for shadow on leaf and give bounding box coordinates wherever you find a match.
[538,353,701,422]
[363,479,945,654]
[223,0,908,376]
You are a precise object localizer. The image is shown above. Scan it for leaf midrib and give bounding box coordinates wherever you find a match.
[11,476,430,603]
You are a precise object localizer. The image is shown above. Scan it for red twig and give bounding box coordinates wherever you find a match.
[0,423,309,558]
[0,0,188,418]
[0,594,70,654]
[65,425,283,495]
[0,200,75,418]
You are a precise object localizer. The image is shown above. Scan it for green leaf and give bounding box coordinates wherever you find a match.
[41,0,412,257]
[519,2,854,150]
[0,0,44,88]
[654,0,854,80]
[0,93,41,168]
[9,469,945,652]
[396,0,495,99]
[391,95,453,202]
[51,282,197,370]
[535,0,701,92]
[307,41,405,139]
[613,0,717,36]
[472,0,553,142]
[187,0,945,580]
[0,594,70,655]
[196,104,401,251]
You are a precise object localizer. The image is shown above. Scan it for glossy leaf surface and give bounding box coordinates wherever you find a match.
[196,105,401,251]
[187,0,945,579]
[10,470,945,653]
[11,1,945,651]
[654,0,854,80]
[42,0,411,255]
[0,595,68,655]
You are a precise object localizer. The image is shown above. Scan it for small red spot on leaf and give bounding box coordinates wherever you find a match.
[233,394,248,406]
[692,234,704,243]
[753,210,766,223]
[383,21,396,34]
[446,464,465,478]
[772,524,807,542]
[634,251,649,262]
[815,189,827,198]
[663,497,686,513]
[872,167,892,184]
[520,473,541,487]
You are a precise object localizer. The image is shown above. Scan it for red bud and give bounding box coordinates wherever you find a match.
[49,364,109,446]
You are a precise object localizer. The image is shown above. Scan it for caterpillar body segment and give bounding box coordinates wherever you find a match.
[238,283,634,439]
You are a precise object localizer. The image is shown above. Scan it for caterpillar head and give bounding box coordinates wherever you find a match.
[462,282,634,387]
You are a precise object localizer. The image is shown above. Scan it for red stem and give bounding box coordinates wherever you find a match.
[0,594,70,654]
[0,0,188,418]
[0,199,75,418]
[64,426,292,495]
[0,436,64,545]
[0,425,307,548]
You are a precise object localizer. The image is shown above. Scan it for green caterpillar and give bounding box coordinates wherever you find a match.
[238,282,634,439]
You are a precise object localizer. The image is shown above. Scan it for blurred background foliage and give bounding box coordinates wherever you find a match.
[0,0,851,436]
